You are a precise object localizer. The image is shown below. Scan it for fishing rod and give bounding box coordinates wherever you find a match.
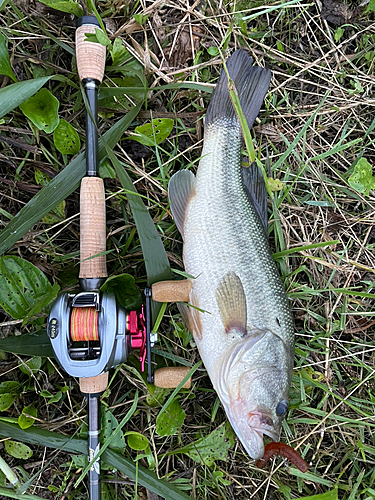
[47,16,191,499]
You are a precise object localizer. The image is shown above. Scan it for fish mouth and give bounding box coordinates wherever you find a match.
[247,411,280,443]
[225,404,280,460]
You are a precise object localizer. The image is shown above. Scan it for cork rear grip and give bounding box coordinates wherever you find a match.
[80,177,107,279]
[79,372,108,394]
[151,280,192,303]
[76,24,106,82]
[154,367,192,389]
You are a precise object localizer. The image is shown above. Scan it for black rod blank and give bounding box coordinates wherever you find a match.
[88,394,101,500]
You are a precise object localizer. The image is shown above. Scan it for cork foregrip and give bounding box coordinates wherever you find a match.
[79,372,108,394]
[154,367,192,389]
[151,279,192,303]
[75,25,106,82]
[80,177,107,279]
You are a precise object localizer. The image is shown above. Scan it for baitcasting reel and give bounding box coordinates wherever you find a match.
[47,288,155,384]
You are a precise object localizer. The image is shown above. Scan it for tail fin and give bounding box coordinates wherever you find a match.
[205,50,271,130]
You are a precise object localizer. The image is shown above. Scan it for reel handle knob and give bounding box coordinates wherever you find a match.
[154,367,191,389]
[79,177,107,279]
[76,16,106,83]
[151,280,191,303]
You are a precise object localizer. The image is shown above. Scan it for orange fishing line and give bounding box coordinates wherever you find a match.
[70,307,99,342]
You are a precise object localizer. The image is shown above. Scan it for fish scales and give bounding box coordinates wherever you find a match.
[185,122,293,369]
[168,50,294,459]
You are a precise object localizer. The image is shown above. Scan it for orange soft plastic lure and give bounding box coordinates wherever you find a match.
[256,442,309,472]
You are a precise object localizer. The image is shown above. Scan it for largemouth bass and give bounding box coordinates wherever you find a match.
[168,50,294,460]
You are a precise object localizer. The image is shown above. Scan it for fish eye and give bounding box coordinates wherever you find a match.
[276,399,289,417]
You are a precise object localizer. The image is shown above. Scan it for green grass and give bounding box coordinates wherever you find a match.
[0,0,375,499]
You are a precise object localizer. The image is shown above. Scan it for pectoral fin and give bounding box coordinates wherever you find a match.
[216,272,247,335]
[168,170,196,237]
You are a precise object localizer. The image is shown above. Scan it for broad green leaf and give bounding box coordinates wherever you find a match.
[98,78,145,109]
[334,27,344,43]
[155,398,186,437]
[18,356,42,376]
[267,176,283,192]
[0,76,53,120]
[70,454,87,468]
[102,409,126,450]
[348,157,375,196]
[0,330,53,357]
[298,487,338,500]
[37,0,83,16]
[125,431,149,451]
[18,405,37,429]
[53,118,80,155]
[0,101,143,256]
[110,38,129,66]
[100,273,142,311]
[0,381,20,394]
[0,256,59,320]
[99,160,116,179]
[130,118,174,147]
[84,29,111,47]
[40,390,62,404]
[366,0,375,12]
[207,46,219,56]
[138,445,155,470]
[212,470,231,486]
[146,384,170,407]
[0,421,191,500]
[0,394,15,411]
[348,78,364,95]
[133,13,149,25]
[19,88,59,133]
[42,208,65,225]
[4,440,33,459]
[0,33,17,82]
[170,422,235,466]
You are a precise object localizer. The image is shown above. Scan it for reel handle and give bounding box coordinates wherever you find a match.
[79,177,107,279]
[75,16,106,83]
[151,282,193,389]
[151,279,191,303]
[154,367,191,389]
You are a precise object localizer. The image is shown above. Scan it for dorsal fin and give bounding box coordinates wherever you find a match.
[242,162,268,231]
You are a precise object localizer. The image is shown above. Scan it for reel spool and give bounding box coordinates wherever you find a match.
[47,289,153,382]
